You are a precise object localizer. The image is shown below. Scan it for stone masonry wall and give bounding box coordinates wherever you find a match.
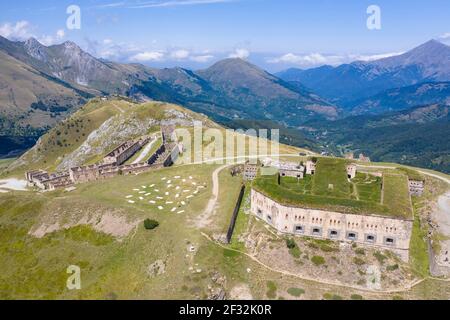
[251,189,413,261]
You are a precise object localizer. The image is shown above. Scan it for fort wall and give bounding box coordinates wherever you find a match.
[251,189,413,261]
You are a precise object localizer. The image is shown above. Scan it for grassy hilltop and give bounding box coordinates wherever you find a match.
[0,98,449,300]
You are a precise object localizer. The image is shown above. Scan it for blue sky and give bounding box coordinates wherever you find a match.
[1,0,449,71]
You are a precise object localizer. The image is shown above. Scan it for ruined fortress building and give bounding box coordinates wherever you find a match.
[26,129,182,191]
[25,169,73,190]
[305,160,316,175]
[244,162,259,181]
[408,179,425,196]
[346,164,357,179]
[161,124,177,144]
[279,162,305,179]
[359,153,371,162]
[103,137,150,166]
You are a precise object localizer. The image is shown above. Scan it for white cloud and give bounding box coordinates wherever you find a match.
[130,51,165,62]
[129,0,236,9]
[56,29,65,39]
[38,29,67,46]
[0,20,67,46]
[94,1,126,8]
[190,54,214,62]
[268,53,343,66]
[351,52,404,62]
[228,48,250,59]
[38,35,55,46]
[439,32,450,40]
[268,51,405,67]
[170,49,190,60]
[0,21,34,40]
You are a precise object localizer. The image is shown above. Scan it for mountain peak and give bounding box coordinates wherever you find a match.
[203,57,264,74]
[24,37,43,46]
[368,39,450,79]
[408,39,450,55]
[24,37,48,61]
[61,40,82,52]
[420,39,447,48]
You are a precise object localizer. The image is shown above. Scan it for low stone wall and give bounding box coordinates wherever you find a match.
[251,189,413,261]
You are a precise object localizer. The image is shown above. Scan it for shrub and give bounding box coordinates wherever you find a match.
[307,242,319,249]
[320,243,338,252]
[354,248,365,255]
[287,288,305,297]
[373,251,388,264]
[144,219,159,230]
[351,294,364,300]
[266,281,277,299]
[386,264,399,271]
[311,255,325,266]
[286,238,296,249]
[323,293,343,300]
[353,257,366,266]
[289,246,301,259]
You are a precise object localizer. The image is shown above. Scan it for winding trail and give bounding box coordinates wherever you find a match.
[195,164,234,228]
[357,164,450,185]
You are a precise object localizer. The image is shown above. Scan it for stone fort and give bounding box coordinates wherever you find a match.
[249,159,421,261]
[26,125,183,191]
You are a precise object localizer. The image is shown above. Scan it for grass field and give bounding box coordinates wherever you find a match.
[0,164,218,299]
[252,157,414,219]
[280,175,313,194]
[382,174,413,219]
[0,158,15,172]
[352,173,382,203]
[253,173,396,216]
[312,158,352,198]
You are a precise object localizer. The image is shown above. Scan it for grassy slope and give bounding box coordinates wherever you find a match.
[0,99,448,299]
[4,98,135,174]
[3,98,215,177]
[0,51,88,130]
[0,158,15,171]
[312,158,352,198]
[0,164,215,299]
[382,174,413,219]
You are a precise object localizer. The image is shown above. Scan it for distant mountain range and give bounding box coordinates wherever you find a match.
[347,81,450,115]
[302,104,450,173]
[0,35,335,136]
[0,36,449,172]
[276,40,450,106]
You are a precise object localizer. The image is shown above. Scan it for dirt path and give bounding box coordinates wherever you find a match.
[0,178,28,192]
[195,164,233,228]
[357,164,450,185]
[112,102,124,114]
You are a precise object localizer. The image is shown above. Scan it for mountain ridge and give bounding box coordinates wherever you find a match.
[0,36,336,137]
[276,39,450,105]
